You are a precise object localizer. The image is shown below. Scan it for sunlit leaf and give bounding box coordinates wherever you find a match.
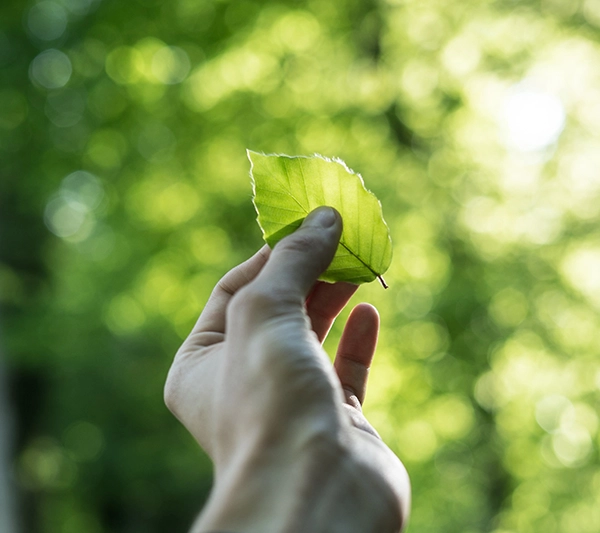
[248,150,393,286]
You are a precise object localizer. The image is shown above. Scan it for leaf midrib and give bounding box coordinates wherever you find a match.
[257,163,380,279]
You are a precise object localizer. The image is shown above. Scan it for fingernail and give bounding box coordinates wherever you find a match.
[304,206,338,228]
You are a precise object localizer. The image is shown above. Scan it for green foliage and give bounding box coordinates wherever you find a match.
[249,151,392,285]
[2,0,600,532]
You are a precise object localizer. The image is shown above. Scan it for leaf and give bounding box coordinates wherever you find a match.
[248,150,393,286]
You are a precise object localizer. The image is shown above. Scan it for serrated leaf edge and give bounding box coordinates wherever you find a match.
[247,149,393,280]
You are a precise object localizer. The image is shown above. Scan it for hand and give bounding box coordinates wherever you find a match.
[165,207,410,533]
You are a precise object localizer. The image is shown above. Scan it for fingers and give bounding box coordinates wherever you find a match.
[251,207,343,300]
[189,245,271,346]
[306,281,358,343]
[190,207,341,346]
[334,303,380,406]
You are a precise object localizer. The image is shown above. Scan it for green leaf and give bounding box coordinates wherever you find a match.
[248,150,393,286]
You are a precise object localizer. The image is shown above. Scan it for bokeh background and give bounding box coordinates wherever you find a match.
[2,0,600,531]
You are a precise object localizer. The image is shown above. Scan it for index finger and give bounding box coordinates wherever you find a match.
[187,245,271,347]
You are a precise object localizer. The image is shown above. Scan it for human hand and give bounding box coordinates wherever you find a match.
[165,207,410,533]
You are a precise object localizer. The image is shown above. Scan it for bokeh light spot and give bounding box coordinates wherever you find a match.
[273,11,321,52]
[175,0,215,31]
[105,294,146,335]
[61,170,104,209]
[152,46,190,84]
[430,395,475,440]
[552,425,592,467]
[502,85,566,152]
[401,320,448,359]
[19,438,77,489]
[561,245,600,309]
[474,371,504,412]
[86,129,128,169]
[44,171,103,241]
[27,1,68,41]
[128,178,201,228]
[398,420,438,462]
[401,60,439,101]
[62,0,98,16]
[63,421,105,462]
[29,49,72,89]
[190,226,231,265]
[536,395,572,433]
[442,34,481,76]
[44,196,88,239]
[105,46,144,85]
[489,288,529,328]
[395,284,434,318]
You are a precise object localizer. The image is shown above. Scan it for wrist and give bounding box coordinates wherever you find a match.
[194,416,404,533]
[195,415,343,532]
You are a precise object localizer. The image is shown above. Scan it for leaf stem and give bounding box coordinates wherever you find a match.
[378,275,388,289]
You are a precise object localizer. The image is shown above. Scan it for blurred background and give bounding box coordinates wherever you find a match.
[1,0,600,531]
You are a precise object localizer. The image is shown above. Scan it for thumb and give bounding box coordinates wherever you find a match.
[253,206,342,298]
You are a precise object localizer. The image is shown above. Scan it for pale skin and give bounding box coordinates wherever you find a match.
[164,206,411,533]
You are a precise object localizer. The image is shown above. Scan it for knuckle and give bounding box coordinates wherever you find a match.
[230,284,296,321]
[231,285,273,313]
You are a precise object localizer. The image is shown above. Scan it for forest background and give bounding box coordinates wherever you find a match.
[1,0,600,531]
